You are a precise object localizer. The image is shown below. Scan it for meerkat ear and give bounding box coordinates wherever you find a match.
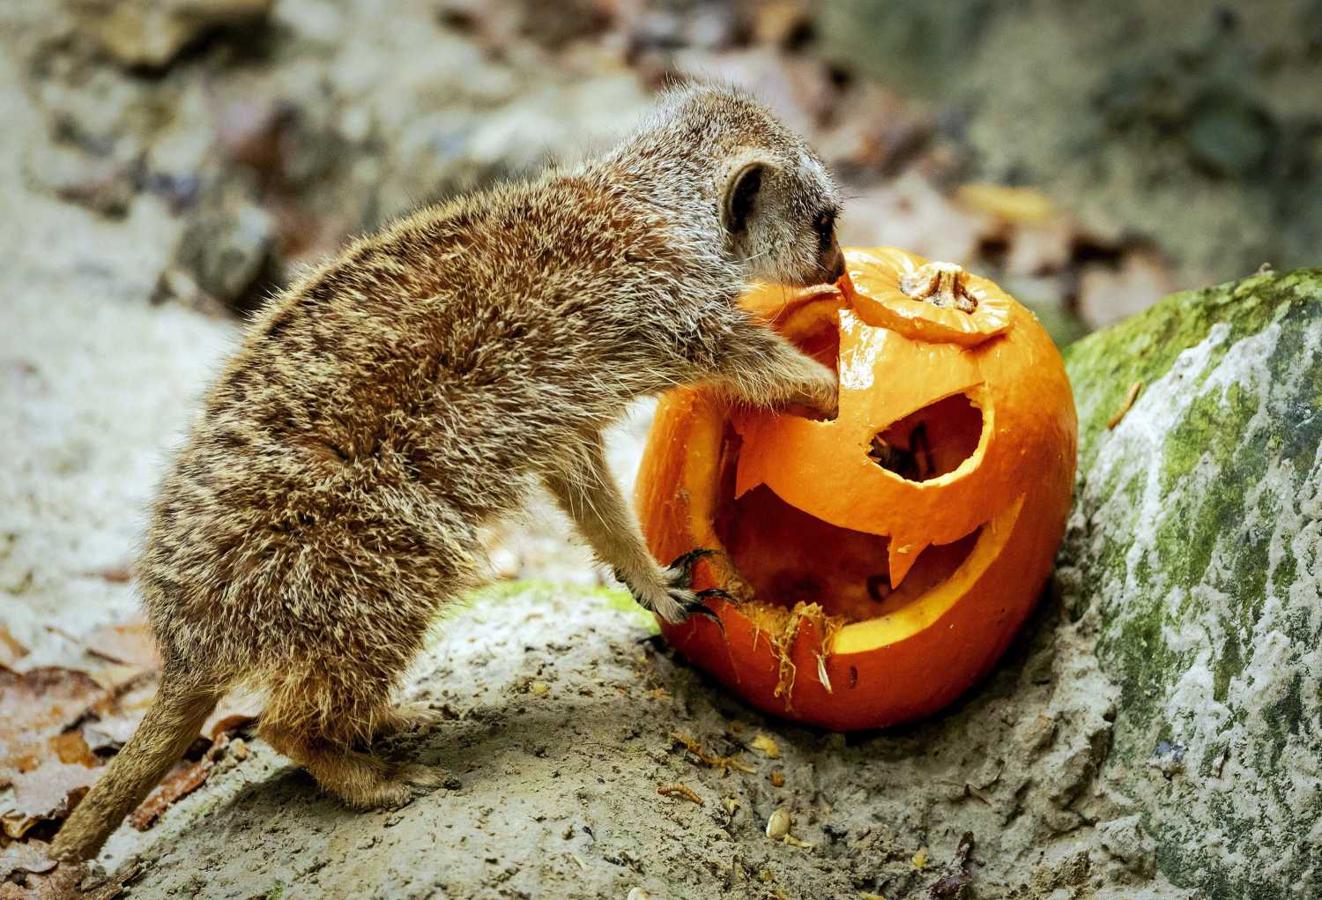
[722,160,767,236]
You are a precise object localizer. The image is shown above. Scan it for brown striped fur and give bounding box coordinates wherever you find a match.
[51,84,843,862]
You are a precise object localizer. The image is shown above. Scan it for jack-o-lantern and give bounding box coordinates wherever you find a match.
[635,247,1077,730]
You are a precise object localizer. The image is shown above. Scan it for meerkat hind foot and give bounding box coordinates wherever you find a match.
[334,760,448,810]
[374,701,445,740]
[394,762,451,789]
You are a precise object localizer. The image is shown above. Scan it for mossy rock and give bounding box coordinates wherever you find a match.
[1061,268,1322,898]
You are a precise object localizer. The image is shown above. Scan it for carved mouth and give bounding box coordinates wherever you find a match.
[712,422,984,626]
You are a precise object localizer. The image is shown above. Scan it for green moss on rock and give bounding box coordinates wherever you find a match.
[1061,268,1322,898]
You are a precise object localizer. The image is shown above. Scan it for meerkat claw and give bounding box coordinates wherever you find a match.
[687,589,730,633]
[664,547,719,589]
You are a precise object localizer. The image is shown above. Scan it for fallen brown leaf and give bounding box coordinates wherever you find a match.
[1077,250,1172,329]
[130,720,253,832]
[202,688,262,740]
[2,761,97,839]
[48,731,97,768]
[749,733,781,759]
[0,667,104,781]
[955,183,1054,226]
[0,840,56,880]
[84,619,160,669]
[129,755,214,832]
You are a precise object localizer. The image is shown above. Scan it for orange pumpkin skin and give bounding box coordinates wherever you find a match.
[634,248,1077,731]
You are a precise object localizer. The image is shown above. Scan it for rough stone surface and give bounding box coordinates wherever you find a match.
[1062,269,1322,898]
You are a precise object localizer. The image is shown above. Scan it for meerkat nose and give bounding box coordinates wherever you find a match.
[823,243,846,283]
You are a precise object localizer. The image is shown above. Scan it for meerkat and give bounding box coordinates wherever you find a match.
[51,83,844,862]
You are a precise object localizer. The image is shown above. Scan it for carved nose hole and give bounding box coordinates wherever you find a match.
[868,393,983,482]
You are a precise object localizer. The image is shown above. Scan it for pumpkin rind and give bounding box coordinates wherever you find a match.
[634,247,1077,730]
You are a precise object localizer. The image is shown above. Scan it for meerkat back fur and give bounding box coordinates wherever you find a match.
[51,84,844,862]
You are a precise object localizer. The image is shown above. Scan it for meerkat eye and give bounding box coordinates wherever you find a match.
[812,208,837,248]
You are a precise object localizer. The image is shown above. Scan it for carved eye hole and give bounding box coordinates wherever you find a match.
[868,394,983,482]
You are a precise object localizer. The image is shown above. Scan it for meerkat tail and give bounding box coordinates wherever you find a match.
[50,676,221,862]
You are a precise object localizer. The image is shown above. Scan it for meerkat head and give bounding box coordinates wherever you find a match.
[719,144,844,288]
[616,83,845,289]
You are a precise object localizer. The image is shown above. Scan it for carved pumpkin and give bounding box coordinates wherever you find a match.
[634,247,1077,730]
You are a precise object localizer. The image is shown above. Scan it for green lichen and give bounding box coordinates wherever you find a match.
[1065,267,1316,472]
[1062,268,1322,898]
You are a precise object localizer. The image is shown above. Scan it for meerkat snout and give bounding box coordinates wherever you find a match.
[720,150,844,288]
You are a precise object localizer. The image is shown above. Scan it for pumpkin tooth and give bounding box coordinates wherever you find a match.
[887,540,925,588]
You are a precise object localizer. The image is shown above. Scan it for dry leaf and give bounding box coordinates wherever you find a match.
[955,183,1054,226]
[2,762,97,839]
[85,619,160,669]
[0,841,56,880]
[130,720,253,832]
[749,733,781,759]
[839,177,992,267]
[1004,218,1077,277]
[1077,251,1172,329]
[130,756,214,832]
[203,689,263,740]
[49,731,97,768]
[81,677,158,751]
[0,667,104,781]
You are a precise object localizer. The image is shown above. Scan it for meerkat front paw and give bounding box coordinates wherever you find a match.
[796,366,839,419]
[617,549,732,626]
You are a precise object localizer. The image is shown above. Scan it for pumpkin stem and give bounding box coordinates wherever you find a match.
[900,261,978,313]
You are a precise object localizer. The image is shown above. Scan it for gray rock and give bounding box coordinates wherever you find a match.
[72,0,273,69]
[1062,268,1322,897]
[168,176,274,307]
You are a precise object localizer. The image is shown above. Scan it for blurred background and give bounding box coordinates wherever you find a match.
[4,0,1320,339]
